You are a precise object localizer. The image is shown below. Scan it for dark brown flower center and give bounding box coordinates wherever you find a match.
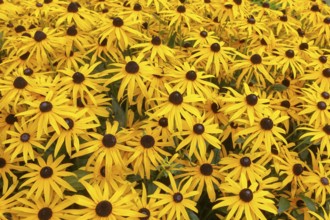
[13,77,28,89]
[200,163,213,176]
[320,177,329,185]
[102,134,117,148]
[20,52,30,60]
[200,31,208,37]
[24,68,34,76]
[281,100,291,108]
[140,135,155,148]
[186,70,197,81]
[239,188,253,202]
[151,36,161,45]
[297,28,305,37]
[0,158,6,168]
[280,15,288,22]
[324,17,330,24]
[34,31,47,42]
[169,91,183,105]
[38,207,53,220]
[113,17,124,27]
[67,25,77,36]
[72,72,85,84]
[262,2,270,8]
[40,166,53,178]
[67,2,79,13]
[292,163,303,176]
[5,114,17,125]
[271,145,279,155]
[250,54,262,64]
[210,43,220,52]
[211,102,220,113]
[319,55,327,64]
[311,4,320,12]
[234,0,242,5]
[282,78,290,87]
[317,101,327,110]
[246,94,258,106]
[299,43,309,50]
[158,117,168,127]
[64,118,74,130]
[240,156,251,167]
[247,16,256,24]
[260,118,273,130]
[39,101,53,112]
[125,61,139,74]
[139,208,151,220]
[134,3,142,11]
[322,68,330,78]
[296,200,304,207]
[77,97,87,107]
[193,123,205,134]
[15,25,26,33]
[177,5,186,13]
[321,92,330,99]
[36,2,43,7]
[44,0,52,3]
[323,125,330,135]
[20,133,30,142]
[173,192,183,203]
[285,49,295,58]
[95,201,112,217]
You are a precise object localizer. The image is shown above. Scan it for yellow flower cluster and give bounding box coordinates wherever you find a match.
[1,0,330,219]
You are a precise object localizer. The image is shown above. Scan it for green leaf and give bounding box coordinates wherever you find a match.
[278,197,290,214]
[187,210,199,220]
[112,98,126,128]
[63,170,89,191]
[299,195,316,211]
[271,84,287,92]
[167,32,177,48]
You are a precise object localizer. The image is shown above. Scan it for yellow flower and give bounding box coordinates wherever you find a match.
[20,155,76,201]
[150,172,199,220]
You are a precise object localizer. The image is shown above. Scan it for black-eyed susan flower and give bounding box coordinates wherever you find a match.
[222,83,270,126]
[190,40,236,76]
[232,50,275,86]
[309,205,330,220]
[55,2,97,31]
[126,126,171,179]
[105,55,154,104]
[16,28,65,67]
[71,181,144,219]
[14,190,74,220]
[184,27,218,48]
[235,110,289,152]
[304,160,330,205]
[3,117,45,163]
[58,62,109,106]
[149,84,204,131]
[175,114,222,157]
[80,163,132,193]
[96,16,142,50]
[150,172,199,220]
[73,121,133,175]
[0,110,19,141]
[299,123,330,157]
[0,183,24,220]
[175,151,223,202]
[278,148,308,196]
[132,184,162,220]
[0,147,24,194]
[46,109,99,157]
[219,152,267,184]
[213,175,277,220]
[302,66,330,91]
[298,86,330,128]
[131,36,175,64]
[16,90,77,138]
[168,62,218,98]
[20,154,76,201]
[0,72,46,112]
